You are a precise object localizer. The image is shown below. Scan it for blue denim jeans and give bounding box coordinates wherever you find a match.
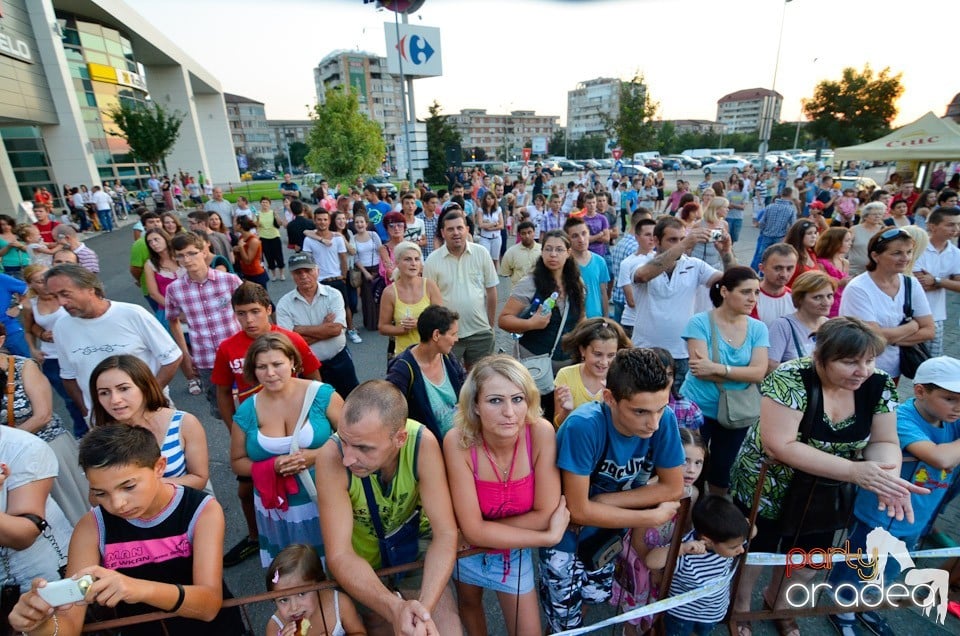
[97,208,114,232]
[42,357,88,437]
[663,613,717,636]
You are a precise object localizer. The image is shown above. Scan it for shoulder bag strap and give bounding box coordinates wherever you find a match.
[548,300,571,357]
[787,319,806,361]
[360,476,391,568]
[289,381,322,500]
[6,356,14,427]
[902,275,914,319]
[707,312,725,394]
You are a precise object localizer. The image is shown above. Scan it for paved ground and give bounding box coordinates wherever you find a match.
[72,177,960,634]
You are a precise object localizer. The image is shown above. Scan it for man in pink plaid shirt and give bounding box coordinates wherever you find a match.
[165,232,242,417]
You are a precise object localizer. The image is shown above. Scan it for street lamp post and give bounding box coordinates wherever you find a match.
[759,0,792,169]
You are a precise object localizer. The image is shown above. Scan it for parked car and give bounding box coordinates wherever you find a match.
[699,155,719,166]
[665,154,701,170]
[703,157,750,175]
[595,159,614,170]
[364,177,398,198]
[581,159,602,170]
[616,164,654,180]
[660,158,682,171]
[558,160,584,172]
[541,160,562,175]
[252,169,276,181]
[644,157,663,171]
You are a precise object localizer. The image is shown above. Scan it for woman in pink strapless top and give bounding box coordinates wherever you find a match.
[443,355,569,636]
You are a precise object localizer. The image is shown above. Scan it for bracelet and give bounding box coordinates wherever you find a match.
[21,613,58,636]
[724,364,731,377]
[168,583,185,613]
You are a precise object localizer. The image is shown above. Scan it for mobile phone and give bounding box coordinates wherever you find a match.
[709,229,724,242]
[37,575,95,607]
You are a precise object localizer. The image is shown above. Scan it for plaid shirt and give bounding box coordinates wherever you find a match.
[422,214,438,259]
[609,234,638,305]
[164,269,242,369]
[669,394,704,431]
[541,210,565,234]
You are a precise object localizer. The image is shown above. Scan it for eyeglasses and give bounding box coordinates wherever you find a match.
[542,246,568,254]
[389,222,406,228]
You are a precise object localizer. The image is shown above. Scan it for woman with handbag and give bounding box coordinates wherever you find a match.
[680,266,769,496]
[229,333,343,566]
[378,241,442,357]
[498,230,585,424]
[767,271,836,374]
[444,355,568,636]
[838,227,934,382]
[727,317,924,636]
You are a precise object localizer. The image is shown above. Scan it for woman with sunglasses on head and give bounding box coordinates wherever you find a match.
[839,227,934,381]
[783,218,823,288]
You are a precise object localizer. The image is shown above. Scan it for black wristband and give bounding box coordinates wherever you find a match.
[169,583,185,613]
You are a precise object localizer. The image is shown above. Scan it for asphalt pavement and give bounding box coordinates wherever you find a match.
[72,177,960,634]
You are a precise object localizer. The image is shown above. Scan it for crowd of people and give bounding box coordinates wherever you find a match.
[3,161,960,636]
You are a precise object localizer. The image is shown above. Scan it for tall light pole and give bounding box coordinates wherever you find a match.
[759,0,792,169]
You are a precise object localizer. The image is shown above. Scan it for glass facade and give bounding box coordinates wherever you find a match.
[1,127,60,207]
[55,12,151,186]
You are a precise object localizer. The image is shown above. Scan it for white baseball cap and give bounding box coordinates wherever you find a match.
[913,357,960,393]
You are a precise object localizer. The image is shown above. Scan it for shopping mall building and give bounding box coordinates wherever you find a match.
[0,0,237,213]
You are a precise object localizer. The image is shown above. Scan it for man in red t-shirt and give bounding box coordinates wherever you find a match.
[891,182,919,213]
[210,282,321,567]
[33,204,59,247]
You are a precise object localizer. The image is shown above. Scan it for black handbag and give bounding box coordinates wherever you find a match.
[778,372,856,536]
[898,276,931,379]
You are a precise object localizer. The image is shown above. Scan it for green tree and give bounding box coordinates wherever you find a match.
[105,102,182,173]
[549,129,566,156]
[656,121,678,155]
[802,65,904,147]
[571,135,606,160]
[306,87,386,184]
[608,74,659,156]
[288,142,309,168]
[424,101,462,184]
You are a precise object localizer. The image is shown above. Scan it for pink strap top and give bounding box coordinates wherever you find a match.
[469,425,535,520]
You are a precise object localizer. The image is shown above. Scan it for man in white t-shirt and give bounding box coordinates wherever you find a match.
[913,206,960,356]
[90,185,114,233]
[617,217,657,338]
[45,264,182,419]
[631,216,731,386]
[753,243,798,327]
[400,193,426,247]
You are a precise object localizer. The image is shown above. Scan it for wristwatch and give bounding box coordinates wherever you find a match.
[934,276,942,287]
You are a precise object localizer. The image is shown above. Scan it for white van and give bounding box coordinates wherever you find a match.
[632,151,661,164]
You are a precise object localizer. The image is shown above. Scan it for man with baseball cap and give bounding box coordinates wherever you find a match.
[276,253,359,398]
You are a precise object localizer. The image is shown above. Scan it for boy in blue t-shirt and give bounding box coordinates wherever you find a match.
[538,348,684,633]
[647,495,750,636]
[830,356,960,636]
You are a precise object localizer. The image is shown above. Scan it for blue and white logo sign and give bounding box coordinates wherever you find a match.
[384,24,442,78]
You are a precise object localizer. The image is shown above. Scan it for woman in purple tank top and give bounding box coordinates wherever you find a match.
[443,355,569,636]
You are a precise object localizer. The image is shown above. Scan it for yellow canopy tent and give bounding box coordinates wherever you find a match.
[834,111,960,162]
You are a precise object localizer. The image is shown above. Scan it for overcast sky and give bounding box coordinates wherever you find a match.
[126,0,953,128]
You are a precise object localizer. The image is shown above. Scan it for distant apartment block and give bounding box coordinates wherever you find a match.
[314,50,404,164]
[225,93,275,164]
[567,78,624,141]
[447,109,559,161]
[268,120,313,164]
[716,88,783,134]
[656,119,726,135]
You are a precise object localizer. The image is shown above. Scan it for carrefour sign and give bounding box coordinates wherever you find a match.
[384,23,442,78]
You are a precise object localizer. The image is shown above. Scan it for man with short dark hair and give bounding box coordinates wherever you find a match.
[279,173,300,199]
[33,204,59,247]
[914,206,960,356]
[565,216,609,319]
[187,209,232,261]
[421,192,440,258]
[364,184,391,241]
[285,199,316,252]
[424,210,498,368]
[499,221,540,287]
[616,216,657,337]
[276,253,359,398]
[90,185,114,232]
[750,186,797,270]
[539,348,683,632]
[754,244,799,327]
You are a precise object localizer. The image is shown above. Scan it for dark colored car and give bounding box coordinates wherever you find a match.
[644,157,663,171]
[660,158,682,171]
[252,170,276,180]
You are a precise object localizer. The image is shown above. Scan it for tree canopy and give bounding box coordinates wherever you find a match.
[802,65,904,147]
[424,101,461,184]
[306,88,386,184]
[105,102,182,173]
[608,74,659,155]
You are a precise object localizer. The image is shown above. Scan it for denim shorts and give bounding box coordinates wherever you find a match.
[452,548,534,594]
